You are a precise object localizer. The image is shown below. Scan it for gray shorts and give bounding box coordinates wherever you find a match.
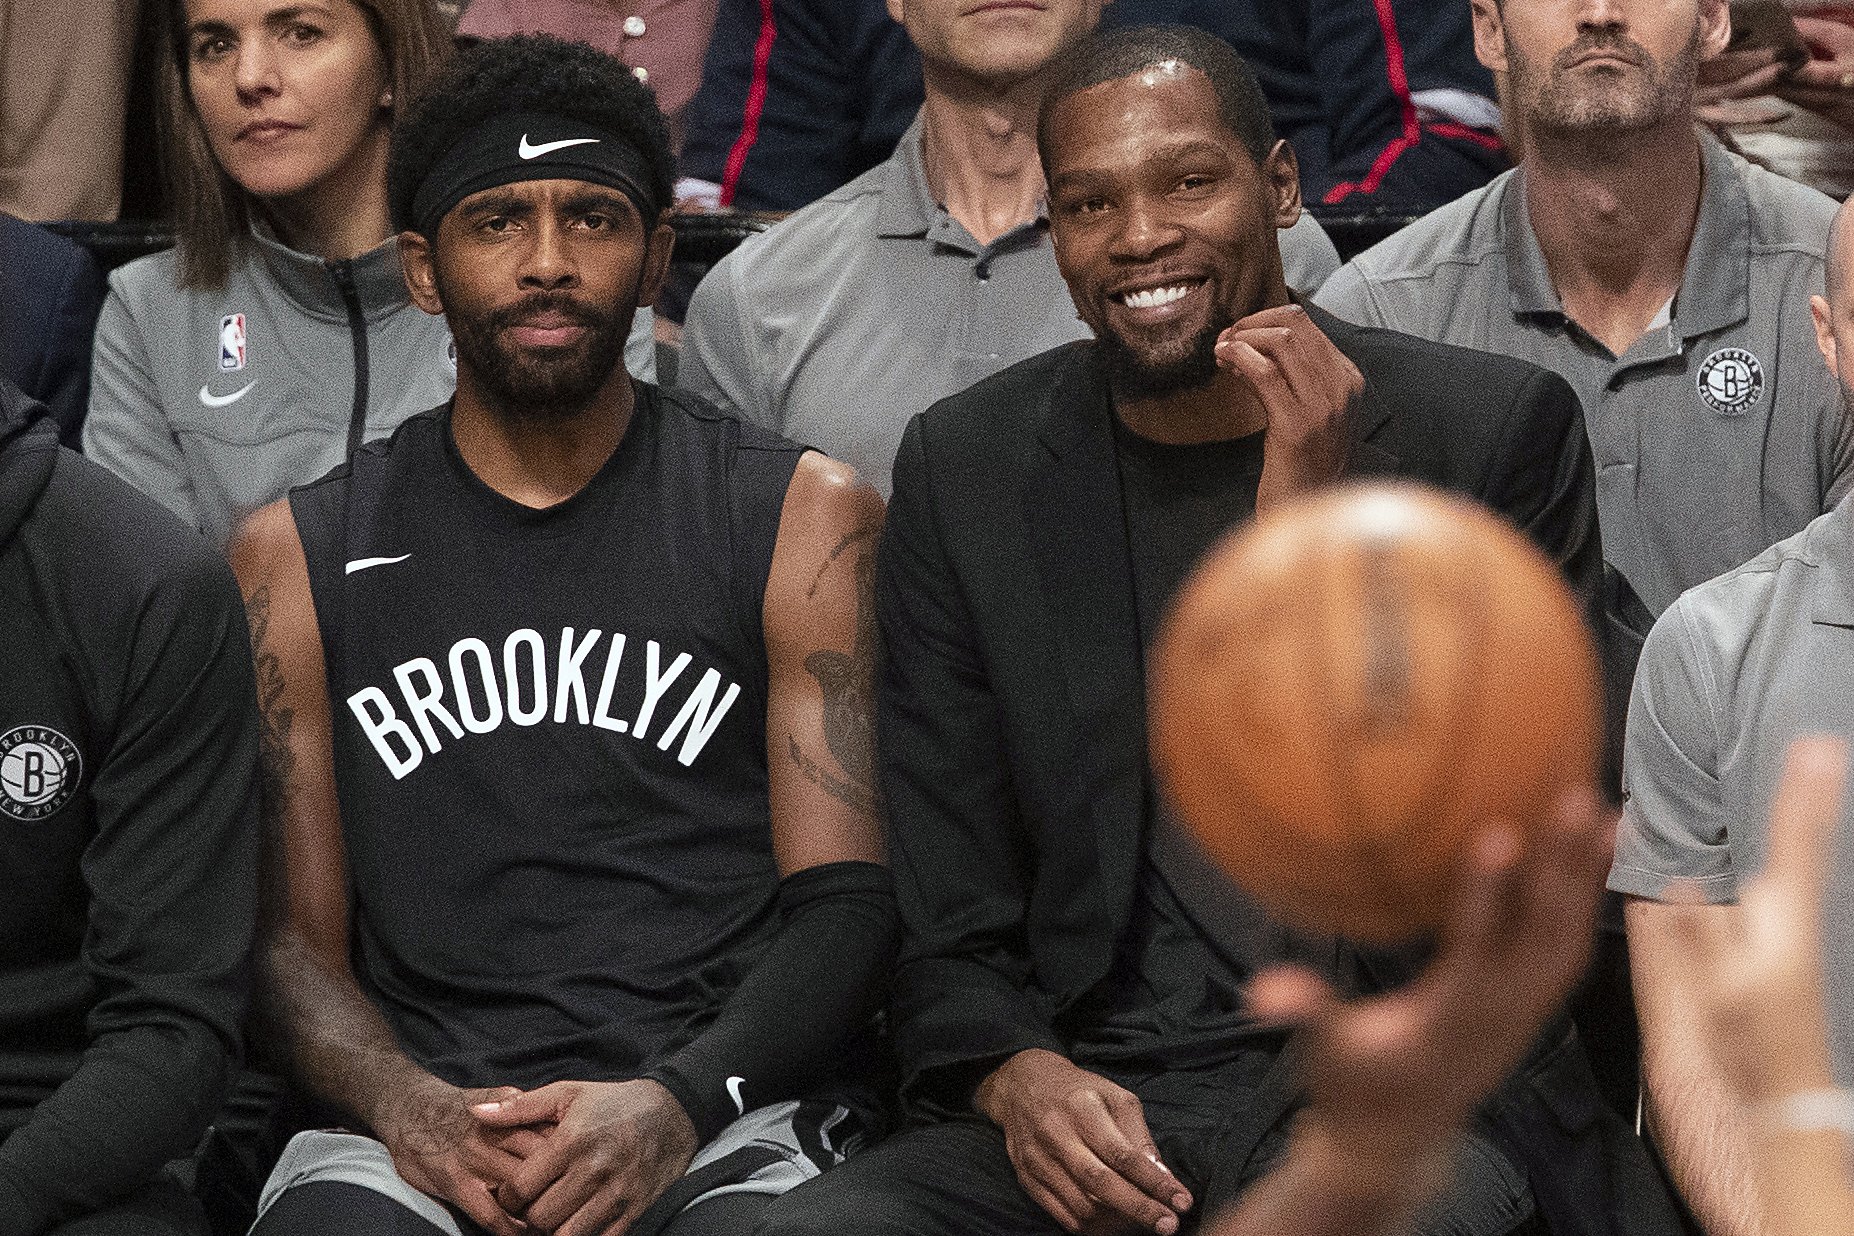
[254,1099,866,1234]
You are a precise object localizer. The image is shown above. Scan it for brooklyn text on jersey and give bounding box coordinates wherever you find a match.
[348,626,745,779]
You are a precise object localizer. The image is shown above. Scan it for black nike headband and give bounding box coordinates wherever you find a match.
[408,110,662,239]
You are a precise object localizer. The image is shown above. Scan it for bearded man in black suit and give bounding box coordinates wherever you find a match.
[759,23,1680,1236]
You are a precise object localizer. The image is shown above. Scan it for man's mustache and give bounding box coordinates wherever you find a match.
[1554,31,1649,72]
[488,293,612,333]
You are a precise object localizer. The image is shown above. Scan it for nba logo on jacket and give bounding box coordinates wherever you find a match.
[219,314,247,371]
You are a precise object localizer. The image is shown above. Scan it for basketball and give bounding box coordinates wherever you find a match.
[1148,482,1601,945]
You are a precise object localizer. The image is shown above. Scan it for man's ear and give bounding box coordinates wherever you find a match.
[399,229,445,316]
[1470,0,1508,74]
[1264,139,1303,230]
[1813,294,1840,381]
[634,214,678,310]
[1698,0,1733,62]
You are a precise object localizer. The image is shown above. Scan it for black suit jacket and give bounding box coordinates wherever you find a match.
[877,307,1602,1113]
[0,214,105,450]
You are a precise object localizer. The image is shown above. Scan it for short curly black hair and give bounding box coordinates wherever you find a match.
[1039,26,1278,170]
[388,34,674,233]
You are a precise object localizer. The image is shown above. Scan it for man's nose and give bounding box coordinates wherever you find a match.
[518,217,579,289]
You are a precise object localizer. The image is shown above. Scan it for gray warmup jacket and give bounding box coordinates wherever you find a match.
[83,226,655,548]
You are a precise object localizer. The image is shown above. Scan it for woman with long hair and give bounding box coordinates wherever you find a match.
[84,0,655,548]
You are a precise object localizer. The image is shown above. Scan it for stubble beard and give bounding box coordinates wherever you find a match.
[1511,28,1701,141]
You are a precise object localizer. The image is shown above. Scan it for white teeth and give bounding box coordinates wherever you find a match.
[1122,283,1196,309]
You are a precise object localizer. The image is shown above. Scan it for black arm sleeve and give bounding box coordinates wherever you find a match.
[0,484,259,1235]
[643,860,897,1142]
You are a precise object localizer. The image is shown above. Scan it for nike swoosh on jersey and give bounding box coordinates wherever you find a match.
[726,1076,746,1115]
[519,134,601,159]
[197,381,256,409]
[345,553,413,575]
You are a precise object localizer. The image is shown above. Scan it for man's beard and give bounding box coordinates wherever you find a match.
[1511,26,1700,138]
[443,284,633,421]
[1099,314,1229,401]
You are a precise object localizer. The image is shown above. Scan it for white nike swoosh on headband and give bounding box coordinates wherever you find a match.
[345,553,413,575]
[198,381,256,409]
[519,134,601,159]
[726,1076,746,1115]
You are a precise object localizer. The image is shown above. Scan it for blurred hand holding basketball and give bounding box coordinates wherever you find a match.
[1203,790,1611,1236]
[1212,305,1358,513]
[1150,482,1603,944]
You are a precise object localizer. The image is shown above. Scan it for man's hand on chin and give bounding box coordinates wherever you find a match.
[374,1077,538,1236]
[1215,303,1360,513]
[472,1077,699,1236]
[974,1048,1194,1236]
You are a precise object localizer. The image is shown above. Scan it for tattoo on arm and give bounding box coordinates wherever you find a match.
[793,527,881,818]
[245,585,296,834]
[789,736,880,819]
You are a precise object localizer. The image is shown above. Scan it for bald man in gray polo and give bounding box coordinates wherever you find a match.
[1317,130,1849,621]
[1607,197,1854,1236]
[1610,492,1854,1236]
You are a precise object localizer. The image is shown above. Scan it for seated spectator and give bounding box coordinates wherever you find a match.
[756,27,1667,1236]
[1648,735,1854,1236]
[1611,197,1854,1236]
[237,37,896,1236]
[455,0,718,154]
[0,0,139,221]
[1318,0,1848,629]
[0,376,259,1235]
[0,213,105,447]
[1106,0,1508,211]
[680,0,1502,215]
[678,1,1343,496]
[83,0,655,550]
[677,0,921,210]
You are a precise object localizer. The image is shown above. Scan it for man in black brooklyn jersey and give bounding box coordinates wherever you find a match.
[231,38,897,1236]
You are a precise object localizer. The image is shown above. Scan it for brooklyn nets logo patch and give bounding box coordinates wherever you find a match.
[0,725,82,823]
[1696,347,1764,416]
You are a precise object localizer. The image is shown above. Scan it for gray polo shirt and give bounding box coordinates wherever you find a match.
[678,119,1342,496]
[1317,135,1851,617]
[1609,497,1854,1082]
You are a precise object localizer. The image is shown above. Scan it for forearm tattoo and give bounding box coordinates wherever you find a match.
[245,585,297,832]
[795,526,881,819]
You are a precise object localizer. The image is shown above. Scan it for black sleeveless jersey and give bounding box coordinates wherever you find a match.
[290,386,804,1091]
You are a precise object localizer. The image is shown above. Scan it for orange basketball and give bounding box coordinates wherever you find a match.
[1148,481,1601,945]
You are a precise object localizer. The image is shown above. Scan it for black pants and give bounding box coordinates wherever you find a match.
[757,1054,1538,1236]
[43,1176,208,1236]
